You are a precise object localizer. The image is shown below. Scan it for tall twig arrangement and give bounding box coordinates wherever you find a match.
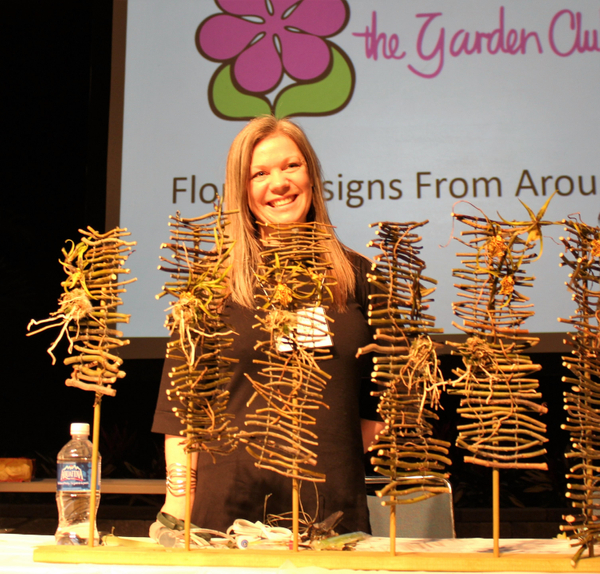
[357,221,451,552]
[239,222,335,480]
[27,226,136,546]
[447,200,554,555]
[238,223,336,550]
[557,217,600,563]
[27,226,136,397]
[447,205,550,468]
[157,208,238,458]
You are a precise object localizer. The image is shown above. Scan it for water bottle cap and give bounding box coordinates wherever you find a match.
[70,422,90,436]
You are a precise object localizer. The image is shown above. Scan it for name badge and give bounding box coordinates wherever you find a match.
[277,306,333,352]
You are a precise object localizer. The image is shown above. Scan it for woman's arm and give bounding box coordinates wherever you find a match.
[361,419,385,453]
[160,435,198,520]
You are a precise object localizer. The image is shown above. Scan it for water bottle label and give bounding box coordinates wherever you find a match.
[57,462,100,491]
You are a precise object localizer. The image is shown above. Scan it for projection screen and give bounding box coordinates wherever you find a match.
[107,0,600,357]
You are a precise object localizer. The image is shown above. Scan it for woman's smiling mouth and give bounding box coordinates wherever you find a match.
[268,195,297,208]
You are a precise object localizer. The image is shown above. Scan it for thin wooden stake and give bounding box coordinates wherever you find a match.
[389,497,397,556]
[292,477,299,552]
[88,399,101,547]
[586,466,594,558]
[185,449,192,551]
[493,468,500,558]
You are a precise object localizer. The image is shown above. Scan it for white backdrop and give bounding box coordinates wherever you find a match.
[117,0,600,338]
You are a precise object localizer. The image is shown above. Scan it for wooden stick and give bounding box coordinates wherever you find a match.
[389,496,397,556]
[185,448,192,551]
[493,468,500,558]
[292,477,299,552]
[88,400,101,548]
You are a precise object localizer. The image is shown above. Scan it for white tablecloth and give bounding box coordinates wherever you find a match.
[0,533,581,574]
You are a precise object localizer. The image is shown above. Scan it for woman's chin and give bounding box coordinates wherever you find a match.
[263,210,308,228]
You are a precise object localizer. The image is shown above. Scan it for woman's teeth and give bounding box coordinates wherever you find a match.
[269,195,295,208]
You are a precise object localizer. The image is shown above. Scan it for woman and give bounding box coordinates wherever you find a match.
[152,116,383,535]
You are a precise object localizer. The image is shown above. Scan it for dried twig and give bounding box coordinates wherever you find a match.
[27,227,136,400]
[557,217,600,563]
[238,223,335,483]
[446,204,551,471]
[157,205,238,459]
[358,221,451,504]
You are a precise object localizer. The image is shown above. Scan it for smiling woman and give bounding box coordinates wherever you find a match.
[247,134,313,228]
[223,116,357,310]
[151,115,384,538]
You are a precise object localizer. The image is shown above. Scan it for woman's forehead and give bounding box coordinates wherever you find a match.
[251,134,304,164]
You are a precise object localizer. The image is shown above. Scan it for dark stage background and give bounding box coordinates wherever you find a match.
[3,0,164,481]
[3,0,571,513]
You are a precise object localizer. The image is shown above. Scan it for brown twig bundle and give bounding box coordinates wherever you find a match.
[238,223,336,482]
[447,204,551,470]
[557,217,600,562]
[358,221,451,504]
[27,227,136,399]
[157,207,237,458]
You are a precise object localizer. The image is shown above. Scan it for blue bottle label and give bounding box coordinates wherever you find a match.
[57,462,100,491]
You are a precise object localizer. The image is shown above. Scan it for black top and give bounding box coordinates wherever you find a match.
[152,252,379,533]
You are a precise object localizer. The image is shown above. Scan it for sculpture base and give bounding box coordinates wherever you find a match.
[33,545,599,572]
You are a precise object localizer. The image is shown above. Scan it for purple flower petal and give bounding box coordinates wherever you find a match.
[279,30,330,81]
[284,0,347,36]
[199,14,260,61]
[234,36,283,93]
[217,0,269,19]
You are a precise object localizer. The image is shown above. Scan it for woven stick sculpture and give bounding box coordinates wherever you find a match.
[447,200,554,555]
[157,208,238,459]
[27,226,136,546]
[357,221,451,553]
[238,222,336,550]
[27,226,136,396]
[557,218,600,563]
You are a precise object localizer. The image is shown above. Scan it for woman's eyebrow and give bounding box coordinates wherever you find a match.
[250,155,302,168]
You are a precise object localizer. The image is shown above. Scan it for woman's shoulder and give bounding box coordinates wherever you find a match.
[340,248,375,308]
[344,248,373,279]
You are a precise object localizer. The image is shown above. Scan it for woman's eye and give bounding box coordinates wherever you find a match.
[252,171,267,180]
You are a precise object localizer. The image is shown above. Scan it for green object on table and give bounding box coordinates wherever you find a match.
[311,531,369,551]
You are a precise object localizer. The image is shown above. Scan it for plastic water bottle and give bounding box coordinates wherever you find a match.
[55,422,101,545]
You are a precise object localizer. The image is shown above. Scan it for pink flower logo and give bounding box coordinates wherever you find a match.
[196,0,355,120]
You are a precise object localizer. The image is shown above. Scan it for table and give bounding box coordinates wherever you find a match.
[0,479,166,494]
[1,534,269,574]
[1,533,598,574]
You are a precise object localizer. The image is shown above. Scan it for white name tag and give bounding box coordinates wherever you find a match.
[277,306,333,352]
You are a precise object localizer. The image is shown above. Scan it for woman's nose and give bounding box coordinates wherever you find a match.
[269,169,289,194]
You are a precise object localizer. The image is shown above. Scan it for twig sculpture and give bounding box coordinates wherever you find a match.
[447,201,553,555]
[238,223,336,550]
[157,207,238,549]
[557,217,600,564]
[27,226,136,546]
[27,227,136,396]
[357,221,451,553]
[157,208,238,459]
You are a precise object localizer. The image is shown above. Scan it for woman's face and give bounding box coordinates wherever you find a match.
[247,133,313,231]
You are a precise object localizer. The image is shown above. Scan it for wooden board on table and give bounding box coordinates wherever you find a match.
[33,545,600,572]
